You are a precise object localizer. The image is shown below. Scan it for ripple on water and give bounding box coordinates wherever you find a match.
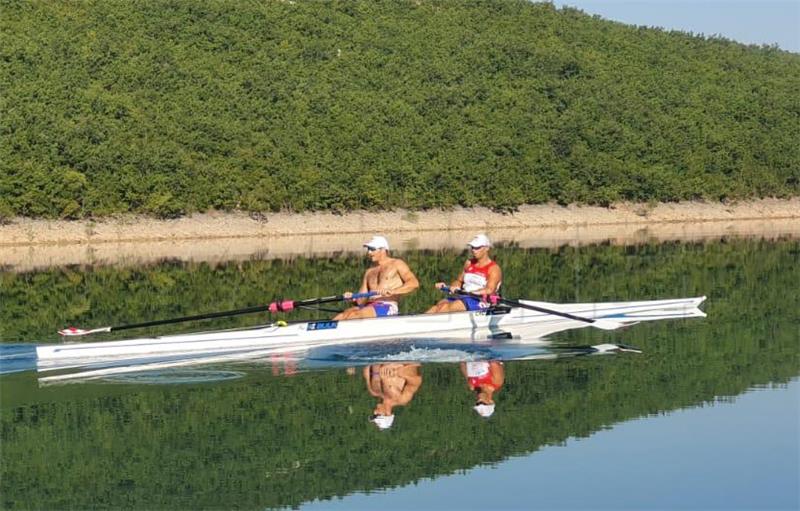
[99,369,246,385]
[0,344,38,375]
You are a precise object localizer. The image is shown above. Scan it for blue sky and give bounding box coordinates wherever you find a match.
[550,0,800,53]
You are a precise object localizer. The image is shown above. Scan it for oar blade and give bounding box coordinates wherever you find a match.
[590,319,626,331]
[58,326,111,337]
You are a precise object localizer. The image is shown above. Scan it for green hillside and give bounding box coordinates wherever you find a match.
[1,0,798,219]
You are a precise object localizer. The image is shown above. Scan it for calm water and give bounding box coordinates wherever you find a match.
[1,238,798,510]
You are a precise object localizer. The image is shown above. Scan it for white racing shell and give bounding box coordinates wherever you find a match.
[36,297,706,369]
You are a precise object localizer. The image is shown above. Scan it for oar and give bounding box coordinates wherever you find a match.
[442,287,625,331]
[58,292,377,337]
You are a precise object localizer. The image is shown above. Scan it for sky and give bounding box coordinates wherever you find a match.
[550,0,800,53]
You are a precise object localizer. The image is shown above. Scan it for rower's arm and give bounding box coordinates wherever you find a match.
[396,374,423,405]
[490,361,505,388]
[484,265,502,295]
[355,272,370,305]
[467,264,502,295]
[363,366,381,397]
[391,261,419,296]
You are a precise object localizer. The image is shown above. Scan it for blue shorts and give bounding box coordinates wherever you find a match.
[359,301,399,317]
[448,296,488,311]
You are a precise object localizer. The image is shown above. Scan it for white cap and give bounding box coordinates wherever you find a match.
[473,403,495,418]
[370,414,395,429]
[467,234,492,248]
[363,235,390,251]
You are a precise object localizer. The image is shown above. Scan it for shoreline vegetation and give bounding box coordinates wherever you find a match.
[2,199,798,271]
[2,1,798,221]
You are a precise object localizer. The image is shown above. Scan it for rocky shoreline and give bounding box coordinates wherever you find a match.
[1,199,798,271]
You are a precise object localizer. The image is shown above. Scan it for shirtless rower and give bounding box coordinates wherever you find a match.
[364,363,423,430]
[333,236,419,320]
[426,234,502,313]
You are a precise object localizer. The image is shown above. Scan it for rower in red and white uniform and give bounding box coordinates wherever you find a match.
[461,360,504,418]
[425,234,503,313]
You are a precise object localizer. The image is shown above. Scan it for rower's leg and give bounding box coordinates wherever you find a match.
[425,300,449,314]
[333,307,359,320]
[442,299,467,313]
[425,299,467,314]
[345,305,378,319]
[334,305,377,320]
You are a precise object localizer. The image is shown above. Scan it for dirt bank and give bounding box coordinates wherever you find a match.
[1,199,798,271]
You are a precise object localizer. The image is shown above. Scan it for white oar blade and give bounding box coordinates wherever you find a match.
[590,319,626,331]
[58,326,111,337]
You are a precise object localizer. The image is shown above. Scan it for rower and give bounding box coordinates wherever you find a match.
[365,363,423,430]
[425,234,502,313]
[334,236,420,320]
[461,360,504,418]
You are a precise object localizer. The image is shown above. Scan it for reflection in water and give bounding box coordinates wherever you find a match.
[0,344,37,374]
[463,360,505,418]
[102,369,246,385]
[1,238,797,510]
[365,363,423,429]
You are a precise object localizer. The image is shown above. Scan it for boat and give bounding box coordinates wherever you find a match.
[36,296,706,368]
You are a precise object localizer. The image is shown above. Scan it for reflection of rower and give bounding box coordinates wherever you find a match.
[461,360,504,418]
[364,363,423,429]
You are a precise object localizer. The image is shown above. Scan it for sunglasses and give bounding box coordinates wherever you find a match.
[470,245,486,250]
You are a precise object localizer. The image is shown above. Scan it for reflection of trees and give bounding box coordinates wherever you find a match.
[1,239,797,508]
[4,239,796,344]
[3,326,798,510]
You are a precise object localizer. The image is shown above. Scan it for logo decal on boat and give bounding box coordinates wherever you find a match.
[482,306,511,316]
[308,321,338,331]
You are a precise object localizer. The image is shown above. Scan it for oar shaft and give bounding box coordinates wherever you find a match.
[443,287,609,326]
[59,292,377,336]
[109,304,271,333]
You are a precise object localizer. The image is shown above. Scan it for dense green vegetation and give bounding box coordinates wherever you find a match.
[1,239,798,508]
[1,0,798,219]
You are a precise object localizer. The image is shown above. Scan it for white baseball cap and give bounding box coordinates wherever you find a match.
[467,234,492,248]
[370,414,395,429]
[473,403,495,418]
[363,235,390,251]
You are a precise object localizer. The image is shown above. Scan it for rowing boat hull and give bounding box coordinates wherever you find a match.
[36,297,706,366]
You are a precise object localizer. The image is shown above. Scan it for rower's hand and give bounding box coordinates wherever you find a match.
[434,282,447,290]
[378,288,393,297]
[343,291,353,300]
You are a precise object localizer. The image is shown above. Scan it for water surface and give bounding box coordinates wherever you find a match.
[1,237,798,509]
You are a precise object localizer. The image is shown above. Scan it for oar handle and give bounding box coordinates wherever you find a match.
[439,285,500,305]
[267,292,377,313]
[444,287,622,329]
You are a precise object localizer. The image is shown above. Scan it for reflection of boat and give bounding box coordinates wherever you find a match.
[37,297,705,367]
[37,340,644,385]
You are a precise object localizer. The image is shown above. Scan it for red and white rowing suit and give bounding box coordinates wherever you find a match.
[463,259,499,293]
[465,361,503,390]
